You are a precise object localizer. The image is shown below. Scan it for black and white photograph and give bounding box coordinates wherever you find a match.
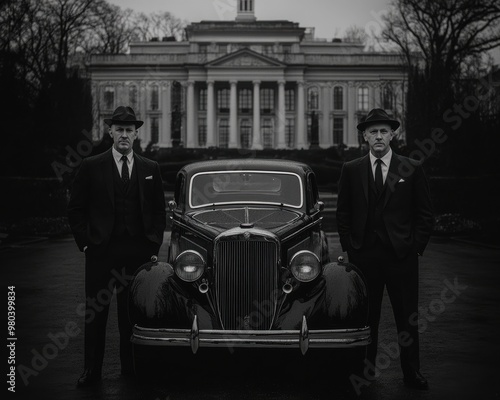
[2,0,499,399]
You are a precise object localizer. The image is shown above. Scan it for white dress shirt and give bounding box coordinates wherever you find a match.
[369,149,392,185]
[112,147,134,179]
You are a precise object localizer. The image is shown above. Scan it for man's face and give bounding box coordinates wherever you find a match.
[109,123,137,154]
[363,123,395,157]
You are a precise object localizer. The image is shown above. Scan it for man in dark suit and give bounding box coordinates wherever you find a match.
[68,106,166,386]
[336,108,433,390]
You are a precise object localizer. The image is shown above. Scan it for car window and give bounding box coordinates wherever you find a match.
[189,171,303,209]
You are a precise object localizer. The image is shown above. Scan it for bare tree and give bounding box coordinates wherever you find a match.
[343,25,368,45]
[382,0,500,82]
[131,11,187,42]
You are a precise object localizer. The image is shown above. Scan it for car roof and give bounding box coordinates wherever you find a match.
[180,159,313,178]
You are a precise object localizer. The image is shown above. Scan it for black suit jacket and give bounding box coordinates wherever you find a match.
[336,153,433,259]
[67,149,166,253]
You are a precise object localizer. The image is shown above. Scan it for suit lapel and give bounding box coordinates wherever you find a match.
[360,155,370,204]
[134,153,146,210]
[382,153,401,209]
[102,149,114,207]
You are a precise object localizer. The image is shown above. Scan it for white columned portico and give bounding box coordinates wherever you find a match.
[186,80,196,147]
[160,81,172,147]
[296,80,307,149]
[277,80,286,149]
[252,80,262,149]
[206,80,216,147]
[229,80,238,148]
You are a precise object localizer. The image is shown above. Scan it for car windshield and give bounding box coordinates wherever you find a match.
[189,170,303,209]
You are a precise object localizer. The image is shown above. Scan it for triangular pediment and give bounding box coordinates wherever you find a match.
[207,48,285,68]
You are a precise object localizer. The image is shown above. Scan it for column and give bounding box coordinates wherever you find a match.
[252,80,262,149]
[140,82,150,149]
[91,83,100,141]
[347,81,357,147]
[277,80,286,149]
[206,80,216,147]
[374,82,381,109]
[320,84,330,148]
[229,80,238,148]
[296,81,307,149]
[186,80,196,148]
[159,81,172,147]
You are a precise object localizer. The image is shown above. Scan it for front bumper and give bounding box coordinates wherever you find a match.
[131,316,370,355]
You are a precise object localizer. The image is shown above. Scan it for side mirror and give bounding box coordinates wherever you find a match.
[316,201,325,212]
[168,200,177,211]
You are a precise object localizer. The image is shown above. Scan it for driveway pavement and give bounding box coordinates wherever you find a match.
[2,232,499,400]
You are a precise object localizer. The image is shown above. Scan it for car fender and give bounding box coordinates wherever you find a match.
[128,260,192,329]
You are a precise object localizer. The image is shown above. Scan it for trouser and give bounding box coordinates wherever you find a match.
[83,234,156,373]
[348,242,420,377]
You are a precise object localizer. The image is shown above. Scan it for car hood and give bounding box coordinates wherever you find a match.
[186,207,307,237]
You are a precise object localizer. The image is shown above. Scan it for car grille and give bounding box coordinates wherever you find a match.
[215,240,278,330]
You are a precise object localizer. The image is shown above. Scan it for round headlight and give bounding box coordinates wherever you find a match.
[289,250,321,282]
[174,250,205,282]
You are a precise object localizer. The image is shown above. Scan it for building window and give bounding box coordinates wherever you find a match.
[104,86,114,110]
[128,85,137,109]
[217,89,230,113]
[286,118,295,148]
[358,86,369,111]
[307,87,319,110]
[261,88,274,113]
[151,117,159,144]
[285,89,295,111]
[262,118,274,149]
[150,85,159,110]
[333,86,344,110]
[333,117,344,145]
[218,118,229,148]
[171,81,183,112]
[199,89,207,111]
[198,118,207,147]
[239,89,252,113]
[240,119,252,149]
[382,85,393,110]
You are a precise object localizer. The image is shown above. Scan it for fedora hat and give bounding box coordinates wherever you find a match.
[104,106,143,128]
[357,108,400,131]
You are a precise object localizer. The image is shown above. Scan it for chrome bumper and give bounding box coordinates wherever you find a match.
[131,316,370,355]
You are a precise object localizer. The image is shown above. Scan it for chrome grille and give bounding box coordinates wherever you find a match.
[215,240,278,330]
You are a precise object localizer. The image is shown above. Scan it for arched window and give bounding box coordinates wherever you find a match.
[240,119,252,149]
[262,118,274,148]
[104,86,114,110]
[150,85,159,110]
[218,118,229,148]
[333,86,344,110]
[285,89,295,111]
[260,88,274,113]
[199,89,207,111]
[128,85,137,109]
[239,89,252,113]
[217,89,230,112]
[307,87,319,110]
[357,86,369,111]
[382,85,394,110]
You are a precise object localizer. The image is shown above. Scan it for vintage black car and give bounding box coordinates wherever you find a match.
[128,159,370,373]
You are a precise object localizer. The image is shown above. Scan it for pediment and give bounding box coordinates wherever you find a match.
[207,48,285,68]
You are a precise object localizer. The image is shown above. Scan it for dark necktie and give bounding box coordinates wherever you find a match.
[121,155,129,186]
[375,159,383,195]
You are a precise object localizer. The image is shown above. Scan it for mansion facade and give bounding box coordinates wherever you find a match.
[89,0,407,149]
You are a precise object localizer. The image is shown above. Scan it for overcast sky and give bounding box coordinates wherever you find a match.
[108,0,500,62]
[107,0,391,40]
